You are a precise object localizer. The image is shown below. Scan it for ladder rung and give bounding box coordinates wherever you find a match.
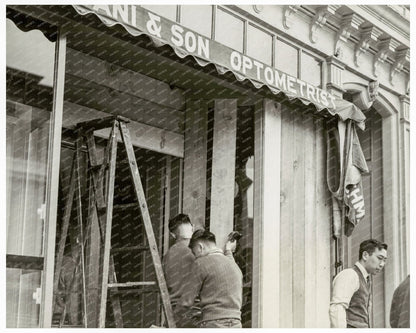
[108,282,156,288]
[114,203,140,210]
[97,203,140,213]
[90,164,104,171]
[109,288,158,295]
[111,246,149,253]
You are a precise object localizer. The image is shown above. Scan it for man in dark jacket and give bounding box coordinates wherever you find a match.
[390,274,410,328]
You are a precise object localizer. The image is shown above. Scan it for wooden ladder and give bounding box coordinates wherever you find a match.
[52,115,176,328]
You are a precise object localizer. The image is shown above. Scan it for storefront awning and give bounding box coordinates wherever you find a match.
[73,5,366,128]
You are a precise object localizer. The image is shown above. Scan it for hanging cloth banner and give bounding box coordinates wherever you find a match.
[73,4,364,121]
[327,118,369,238]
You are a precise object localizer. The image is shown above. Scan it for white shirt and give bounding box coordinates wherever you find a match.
[329,262,369,328]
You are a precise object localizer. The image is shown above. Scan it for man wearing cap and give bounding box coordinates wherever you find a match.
[174,229,243,328]
[162,213,199,327]
[329,239,388,328]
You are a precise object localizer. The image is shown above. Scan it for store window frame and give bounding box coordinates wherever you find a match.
[275,36,300,78]
[5,10,67,327]
[275,34,325,88]
[299,49,324,88]
[246,22,274,66]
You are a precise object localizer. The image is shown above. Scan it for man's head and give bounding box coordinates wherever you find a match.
[188,229,216,258]
[358,239,388,275]
[168,214,193,240]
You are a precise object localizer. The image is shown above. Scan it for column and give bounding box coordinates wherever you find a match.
[252,99,281,327]
[209,99,237,249]
[183,100,208,229]
[398,95,410,277]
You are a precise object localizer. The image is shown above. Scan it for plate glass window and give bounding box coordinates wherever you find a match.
[6,18,57,328]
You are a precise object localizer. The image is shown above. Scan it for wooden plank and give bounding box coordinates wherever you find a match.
[279,104,294,327]
[371,113,385,328]
[75,136,89,328]
[108,282,156,288]
[40,31,66,328]
[111,246,149,253]
[119,121,176,328]
[304,112,316,327]
[98,122,118,328]
[63,72,184,133]
[6,255,44,270]
[52,157,76,310]
[292,108,305,328]
[209,99,237,249]
[66,47,185,111]
[315,118,331,328]
[260,99,282,328]
[63,101,184,158]
[251,100,264,328]
[163,156,171,257]
[85,173,101,327]
[76,115,130,132]
[183,99,208,229]
[85,133,105,208]
[86,130,123,328]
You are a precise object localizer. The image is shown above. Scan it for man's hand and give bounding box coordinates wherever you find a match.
[225,239,237,253]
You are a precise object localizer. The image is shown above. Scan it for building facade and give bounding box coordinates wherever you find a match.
[5,4,410,328]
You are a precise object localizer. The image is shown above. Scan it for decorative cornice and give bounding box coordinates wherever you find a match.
[310,5,340,43]
[353,5,410,44]
[354,25,383,67]
[390,48,410,85]
[283,5,300,29]
[373,37,400,77]
[334,14,365,59]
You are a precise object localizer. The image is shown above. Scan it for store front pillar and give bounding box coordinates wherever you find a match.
[398,95,410,277]
[209,99,237,249]
[183,100,208,230]
[252,99,281,328]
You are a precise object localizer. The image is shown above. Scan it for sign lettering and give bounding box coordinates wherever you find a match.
[75,5,337,110]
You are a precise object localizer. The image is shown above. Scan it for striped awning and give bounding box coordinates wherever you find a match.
[72,5,365,127]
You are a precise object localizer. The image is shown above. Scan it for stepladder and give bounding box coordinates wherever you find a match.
[52,116,176,328]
